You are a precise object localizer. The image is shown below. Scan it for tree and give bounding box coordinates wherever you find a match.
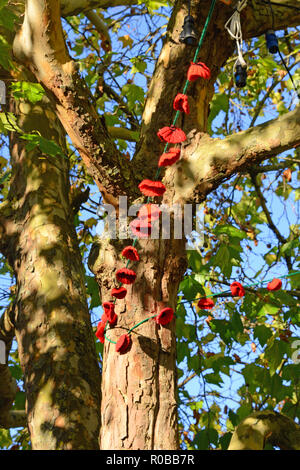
[0,0,300,450]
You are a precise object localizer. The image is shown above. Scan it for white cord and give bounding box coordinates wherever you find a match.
[225,0,248,68]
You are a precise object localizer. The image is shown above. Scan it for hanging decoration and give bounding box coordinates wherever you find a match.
[96,0,218,353]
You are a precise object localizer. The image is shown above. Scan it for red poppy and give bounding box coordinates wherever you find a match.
[116,268,137,285]
[267,278,282,291]
[95,322,105,343]
[197,298,215,310]
[115,333,132,354]
[138,180,166,197]
[103,301,114,317]
[100,312,108,325]
[103,301,118,325]
[111,287,127,299]
[130,218,152,238]
[173,93,190,114]
[230,282,245,297]
[157,126,186,144]
[187,61,211,81]
[158,147,181,167]
[155,307,174,326]
[122,245,140,262]
[138,204,161,222]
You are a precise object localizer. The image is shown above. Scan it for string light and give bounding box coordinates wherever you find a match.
[224,0,248,87]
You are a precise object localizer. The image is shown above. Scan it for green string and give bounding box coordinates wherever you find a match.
[157,0,217,178]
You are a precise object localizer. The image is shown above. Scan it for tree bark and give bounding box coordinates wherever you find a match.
[3,90,102,449]
[89,235,187,449]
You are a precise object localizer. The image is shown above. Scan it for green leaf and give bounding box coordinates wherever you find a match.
[208,93,229,132]
[214,224,245,240]
[130,57,147,75]
[193,428,219,450]
[204,372,223,386]
[86,275,101,309]
[265,339,288,376]
[0,429,12,449]
[254,324,273,347]
[11,81,45,104]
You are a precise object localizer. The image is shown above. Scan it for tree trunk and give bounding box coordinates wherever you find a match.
[89,234,187,449]
[6,92,102,449]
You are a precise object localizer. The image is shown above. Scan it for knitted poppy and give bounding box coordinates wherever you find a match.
[138,204,161,222]
[197,298,215,310]
[230,282,245,297]
[187,61,211,81]
[116,333,132,354]
[103,301,114,317]
[267,278,282,291]
[100,312,108,325]
[158,147,181,167]
[95,322,105,343]
[173,93,190,114]
[111,287,127,299]
[138,180,166,197]
[103,301,118,325]
[155,307,174,326]
[130,218,152,238]
[116,268,137,285]
[157,126,186,144]
[122,245,140,261]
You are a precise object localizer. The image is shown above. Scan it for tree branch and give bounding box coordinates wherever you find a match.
[13,0,139,207]
[249,172,292,270]
[61,0,138,17]
[108,126,139,142]
[85,10,111,48]
[228,410,300,450]
[167,104,300,205]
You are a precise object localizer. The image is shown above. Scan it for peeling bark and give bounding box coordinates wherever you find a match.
[89,233,187,449]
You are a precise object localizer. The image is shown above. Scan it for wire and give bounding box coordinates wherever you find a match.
[278,50,300,98]
[224,0,248,68]
[266,0,300,99]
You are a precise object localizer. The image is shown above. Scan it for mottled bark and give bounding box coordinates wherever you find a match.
[89,234,187,449]
[228,410,300,450]
[3,92,102,449]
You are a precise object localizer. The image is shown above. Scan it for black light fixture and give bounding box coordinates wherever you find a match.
[234,61,247,88]
[265,29,279,54]
[179,14,197,46]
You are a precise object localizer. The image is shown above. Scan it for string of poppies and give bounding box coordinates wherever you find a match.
[95,0,218,354]
[101,270,300,347]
